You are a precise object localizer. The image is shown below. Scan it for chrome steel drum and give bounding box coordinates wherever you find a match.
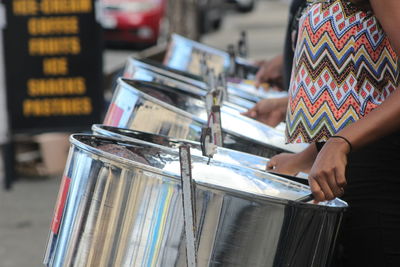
[117,78,247,124]
[164,33,230,75]
[92,124,308,183]
[124,57,287,105]
[123,58,253,111]
[124,57,206,90]
[163,33,260,79]
[44,134,347,267]
[93,124,267,171]
[103,79,306,158]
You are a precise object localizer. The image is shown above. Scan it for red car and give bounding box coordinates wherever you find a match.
[100,0,167,46]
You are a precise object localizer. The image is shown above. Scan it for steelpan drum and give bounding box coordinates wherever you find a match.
[103,79,306,158]
[163,34,285,94]
[123,58,254,110]
[92,124,308,183]
[163,33,259,79]
[124,57,286,105]
[44,134,347,267]
[163,33,230,76]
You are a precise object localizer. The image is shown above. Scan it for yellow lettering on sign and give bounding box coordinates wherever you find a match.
[43,57,69,75]
[28,16,79,35]
[23,97,93,116]
[40,0,92,14]
[29,37,81,55]
[13,0,38,16]
[27,77,86,96]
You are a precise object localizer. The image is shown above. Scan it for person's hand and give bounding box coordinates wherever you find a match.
[308,138,350,202]
[242,97,288,127]
[266,142,318,176]
[266,153,303,176]
[254,55,284,90]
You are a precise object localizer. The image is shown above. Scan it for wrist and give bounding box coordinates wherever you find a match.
[296,144,318,172]
[276,97,288,111]
[327,136,352,154]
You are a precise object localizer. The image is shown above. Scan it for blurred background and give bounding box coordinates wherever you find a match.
[0,0,290,266]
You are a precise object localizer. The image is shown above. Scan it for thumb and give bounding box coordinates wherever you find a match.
[254,75,262,88]
[254,60,265,67]
[254,69,265,89]
[241,108,257,118]
[266,159,276,170]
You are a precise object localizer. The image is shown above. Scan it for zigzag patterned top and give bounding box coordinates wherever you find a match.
[286,0,400,143]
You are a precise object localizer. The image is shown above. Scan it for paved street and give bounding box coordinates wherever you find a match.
[202,0,289,60]
[0,1,289,266]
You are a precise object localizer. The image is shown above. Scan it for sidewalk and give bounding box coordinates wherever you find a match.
[0,1,290,266]
[203,0,289,60]
[0,177,59,267]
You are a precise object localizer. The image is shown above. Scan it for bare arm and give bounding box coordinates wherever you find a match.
[337,90,400,149]
[333,0,400,149]
[308,89,400,201]
[241,97,288,127]
[267,142,318,175]
[370,0,400,56]
[310,84,400,202]
[308,0,400,202]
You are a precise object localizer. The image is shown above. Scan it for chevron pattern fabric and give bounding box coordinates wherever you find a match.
[286,0,400,143]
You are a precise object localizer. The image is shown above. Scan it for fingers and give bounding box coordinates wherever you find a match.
[263,110,285,127]
[320,165,347,199]
[266,153,302,176]
[307,140,349,202]
[270,85,281,91]
[266,158,276,171]
[309,177,325,202]
[324,172,343,199]
[241,108,257,118]
[254,73,263,89]
[242,100,285,127]
[316,176,335,201]
[335,165,347,188]
[254,60,266,67]
[255,65,269,89]
[309,170,346,202]
[241,110,249,116]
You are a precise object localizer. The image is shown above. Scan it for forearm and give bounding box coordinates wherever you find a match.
[336,88,400,150]
[370,0,400,56]
[296,142,318,172]
[267,143,317,175]
[336,1,400,149]
[275,96,289,111]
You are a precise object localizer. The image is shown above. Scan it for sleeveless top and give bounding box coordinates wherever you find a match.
[285,0,400,143]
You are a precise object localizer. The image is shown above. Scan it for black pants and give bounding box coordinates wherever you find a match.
[335,132,400,267]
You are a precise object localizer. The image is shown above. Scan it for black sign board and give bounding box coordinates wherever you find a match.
[2,0,103,132]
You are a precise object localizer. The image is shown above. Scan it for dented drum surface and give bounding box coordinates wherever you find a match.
[44,134,347,267]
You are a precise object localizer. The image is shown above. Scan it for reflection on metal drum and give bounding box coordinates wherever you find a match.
[103,79,306,158]
[104,87,138,127]
[92,124,269,173]
[44,134,347,267]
